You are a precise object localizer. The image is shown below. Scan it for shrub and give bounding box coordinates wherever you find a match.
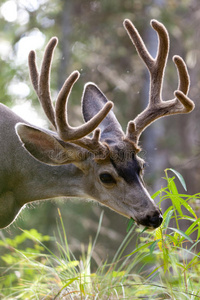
[0,169,200,299]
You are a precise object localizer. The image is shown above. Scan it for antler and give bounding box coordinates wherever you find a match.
[124,19,194,144]
[28,37,113,156]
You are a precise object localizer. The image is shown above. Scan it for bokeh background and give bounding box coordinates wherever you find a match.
[0,0,199,258]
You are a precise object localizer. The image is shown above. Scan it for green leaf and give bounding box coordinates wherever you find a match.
[55,277,79,298]
[165,191,183,216]
[141,227,148,233]
[178,197,197,219]
[127,242,154,256]
[151,189,162,199]
[168,168,187,191]
[168,177,178,195]
[149,240,159,255]
[185,219,200,237]
[112,271,125,277]
[126,218,135,233]
[1,254,17,264]
[163,208,174,229]
[168,227,193,243]
[80,283,85,295]
[165,234,179,245]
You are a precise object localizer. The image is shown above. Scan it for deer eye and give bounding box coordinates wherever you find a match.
[99,173,116,185]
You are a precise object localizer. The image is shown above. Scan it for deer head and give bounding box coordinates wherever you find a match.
[16,19,194,229]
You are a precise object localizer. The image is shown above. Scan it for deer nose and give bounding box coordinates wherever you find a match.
[140,211,163,229]
[150,213,163,228]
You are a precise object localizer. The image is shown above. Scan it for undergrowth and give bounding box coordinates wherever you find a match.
[0,168,200,299]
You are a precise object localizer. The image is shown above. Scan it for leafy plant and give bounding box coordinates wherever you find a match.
[0,169,200,299]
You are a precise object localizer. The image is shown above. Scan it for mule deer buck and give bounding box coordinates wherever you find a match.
[0,19,194,229]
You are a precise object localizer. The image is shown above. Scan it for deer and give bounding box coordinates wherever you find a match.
[0,18,194,230]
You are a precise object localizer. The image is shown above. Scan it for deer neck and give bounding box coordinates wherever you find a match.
[14,163,87,205]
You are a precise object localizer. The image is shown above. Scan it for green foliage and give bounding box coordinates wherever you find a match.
[0,170,200,299]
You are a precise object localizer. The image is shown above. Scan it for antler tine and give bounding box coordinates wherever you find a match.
[55,71,113,141]
[173,55,194,112]
[124,20,168,69]
[123,19,194,144]
[124,19,169,106]
[123,19,154,69]
[173,55,189,94]
[28,50,39,92]
[28,37,58,129]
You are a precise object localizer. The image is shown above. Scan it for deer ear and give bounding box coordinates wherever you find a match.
[15,123,85,165]
[82,83,124,141]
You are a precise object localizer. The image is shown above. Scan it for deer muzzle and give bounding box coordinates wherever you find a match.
[137,209,163,229]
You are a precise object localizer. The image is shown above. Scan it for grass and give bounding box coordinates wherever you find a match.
[0,168,200,299]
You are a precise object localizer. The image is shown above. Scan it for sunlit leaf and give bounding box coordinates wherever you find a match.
[1,254,16,264]
[151,189,162,199]
[167,168,187,191]
[163,208,174,229]
[155,228,162,251]
[168,177,178,194]
[165,191,183,216]
[112,271,125,277]
[178,198,197,219]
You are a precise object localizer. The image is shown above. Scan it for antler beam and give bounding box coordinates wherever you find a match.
[28,37,113,156]
[124,19,194,144]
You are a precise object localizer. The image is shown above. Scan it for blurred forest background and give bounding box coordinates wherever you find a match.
[0,0,200,258]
